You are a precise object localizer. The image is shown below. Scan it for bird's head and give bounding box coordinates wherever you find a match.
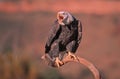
[57,11,74,25]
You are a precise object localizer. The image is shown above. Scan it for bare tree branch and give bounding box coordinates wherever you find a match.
[41,54,101,79]
[62,55,101,79]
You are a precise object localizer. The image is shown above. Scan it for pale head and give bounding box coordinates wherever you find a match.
[57,11,74,25]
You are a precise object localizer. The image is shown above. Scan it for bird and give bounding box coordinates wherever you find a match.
[42,11,82,67]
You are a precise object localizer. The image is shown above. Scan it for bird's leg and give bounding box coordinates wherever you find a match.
[67,52,77,60]
[54,57,63,68]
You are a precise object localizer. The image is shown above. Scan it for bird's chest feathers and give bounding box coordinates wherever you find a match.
[59,25,77,38]
[61,25,73,34]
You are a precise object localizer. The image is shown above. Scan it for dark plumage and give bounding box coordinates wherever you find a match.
[45,11,82,61]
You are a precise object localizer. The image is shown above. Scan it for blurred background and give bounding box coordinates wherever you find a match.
[0,0,120,79]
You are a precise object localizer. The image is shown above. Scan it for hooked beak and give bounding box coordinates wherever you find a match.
[57,14,64,21]
[59,15,64,20]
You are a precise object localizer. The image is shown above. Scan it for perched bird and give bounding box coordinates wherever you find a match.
[43,11,82,67]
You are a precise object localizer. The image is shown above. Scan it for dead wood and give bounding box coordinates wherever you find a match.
[41,54,101,79]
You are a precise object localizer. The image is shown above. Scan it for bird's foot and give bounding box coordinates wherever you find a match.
[67,52,77,60]
[54,57,64,68]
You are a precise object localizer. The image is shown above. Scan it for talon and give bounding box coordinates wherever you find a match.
[54,57,63,68]
[67,52,77,60]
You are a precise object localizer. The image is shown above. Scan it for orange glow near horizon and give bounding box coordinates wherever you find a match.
[0,1,120,14]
